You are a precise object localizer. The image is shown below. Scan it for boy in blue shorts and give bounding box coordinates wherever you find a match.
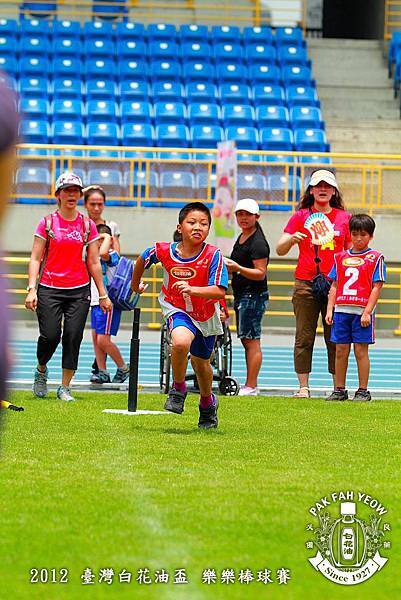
[325,214,386,401]
[131,202,228,429]
[90,224,130,384]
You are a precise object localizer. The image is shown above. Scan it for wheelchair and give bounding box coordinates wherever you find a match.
[159,321,239,396]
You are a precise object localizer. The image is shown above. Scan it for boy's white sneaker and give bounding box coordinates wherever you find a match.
[238,386,259,396]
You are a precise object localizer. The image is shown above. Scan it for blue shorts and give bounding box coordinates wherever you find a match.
[166,312,215,360]
[331,311,375,345]
[234,291,268,340]
[91,305,122,336]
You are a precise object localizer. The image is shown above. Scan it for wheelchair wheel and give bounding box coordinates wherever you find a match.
[159,324,171,394]
[219,376,239,396]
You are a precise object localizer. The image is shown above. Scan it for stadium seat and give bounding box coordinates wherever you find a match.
[248,64,281,85]
[87,99,119,123]
[190,125,224,148]
[52,77,84,100]
[19,98,49,120]
[52,20,81,37]
[52,37,82,58]
[19,119,50,143]
[120,100,152,124]
[19,56,50,77]
[274,27,304,47]
[290,106,324,130]
[84,38,115,60]
[211,25,240,44]
[51,120,85,144]
[151,81,184,103]
[0,34,17,55]
[86,58,117,81]
[219,83,251,105]
[242,26,273,45]
[277,46,310,68]
[118,60,148,82]
[121,122,155,146]
[225,126,259,149]
[213,42,243,64]
[259,127,294,151]
[19,36,51,57]
[120,80,150,102]
[20,2,56,18]
[237,151,261,163]
[298,154,332,166]
[19,76,50,99]
[286,85,320,107]
[154,102,186,125]
[267,174,301,209]
[188,102,221,126]
[87,122,120,145]
[83,21,114,39]
[222,104,255,127]
[0,56,18,77]
[216,63,247,83]
[149,41,179,61]
[92,0,128,20]
[158,150,192,173]
[52,98,83,122]
[196,171,217,204]
[87,168,124,197]
[183,61,215,83]
[181,42,212,62]
[147,23,177,42]
[294,128,329,153]
[180,24,209,43]
[52,57,83,79]
[156,124,189,147]
[244,44,277,65]
[126,168,158,206]
[237,173,267,203]
[150,60,182,82]
[15,166,51,197]
[117,39,147,60]
[256,105,290,128]
[20,18,51,37]
[282,65,314,87]
[185,82,218,104]
[0,18,17,36]
[86,79,118,101]
[160,171,195,206]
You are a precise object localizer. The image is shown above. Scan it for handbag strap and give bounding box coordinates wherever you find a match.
[309,208,321,276]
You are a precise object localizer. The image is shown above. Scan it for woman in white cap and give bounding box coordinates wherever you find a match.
[225,198,270,396]
[25,172,112,402]
[276,169,351,397]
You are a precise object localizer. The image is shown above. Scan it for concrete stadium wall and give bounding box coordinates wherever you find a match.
[3,205,401,262]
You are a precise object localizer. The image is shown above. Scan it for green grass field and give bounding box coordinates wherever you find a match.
[1,391,400,599]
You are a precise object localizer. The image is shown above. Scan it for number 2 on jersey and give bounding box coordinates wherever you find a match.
[343,267,359,295]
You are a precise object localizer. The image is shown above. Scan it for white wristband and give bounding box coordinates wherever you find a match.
[99,294,108,300]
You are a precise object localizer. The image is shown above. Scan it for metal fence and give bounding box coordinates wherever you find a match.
[385,0,401,40]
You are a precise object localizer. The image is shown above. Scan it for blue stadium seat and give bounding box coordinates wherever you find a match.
[256,105,290,128]
[243,88,278,118]
[244,44,277,65]
[156,124,189,147]
[148,40,179,61]
[19,97,49,120]
[160,171,195,206]
[52,20,81,37]
[181,41,212,62]
[0,56,17,77]
[19,76,49,99]
[127,168,158,206]
[87,99,119,123]
[248,64,281,85]
[20,18,51,38]
[115,21,145,41]
[154,101,186,125]
[185,82,218,104]
[183,61,215,83]
[237,173,267,203]
[84,38,115,59]
[213,42,243,64]
[119,60,148,82]
[225,126,258,149]
[216,63,247,83]
[274,27,304,47]
[151,81,184,103]
[188,102,221,126]
[52,77,84,100]
[219,83,251,105]
[17,146,50,162]
[290,106,323,129]
[120,80,150,102]
[52,37,82,58]
[282,65,314,87]
[211,25,240,44]
[237,151,261,163]
[242,26,273,45]
[277,46,310,68]
[179,24,209,43]
[19,36,51,56]
[121,123,155,146]
[92,0,128,20]
[19,56,50,77]
[87,122,120,145]
[86,79,118,101]
[51,120,85,144]
[19,119,50,143]
[267,174,301,210]
[222,104,255,127]
[260,127,294,151]
[298,154,332,166]
[286,85,320,107]
[0,34,17,55]
[294,128,329,153]
[147,23,177,42]
[158,150,193,173]
[117,39,147,60]
[0,18,17,36]
[87,168,124,197]
[20,2,56,18]
[52,57,83,79]
[86,58,117,81]
[15,166,51,197]
[120,100,152,124]
[190,125,224,148]
[83,21,114,39]
[196,171,217,204]
[52,98,83,121]
[87,148,120,160]
[150,60,181,82]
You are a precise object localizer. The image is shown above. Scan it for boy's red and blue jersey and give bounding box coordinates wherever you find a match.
[329,248,386,311]
[142,241,228,336]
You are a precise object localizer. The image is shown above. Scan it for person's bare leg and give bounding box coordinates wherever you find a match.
[354,343,370,389]
[241,338,262,388]
[170,326,193,384]
[334,344,351,388]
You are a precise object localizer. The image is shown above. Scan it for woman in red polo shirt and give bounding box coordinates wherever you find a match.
[276,170,351,398]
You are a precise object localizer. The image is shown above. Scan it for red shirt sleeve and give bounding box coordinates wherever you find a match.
[284,211,302,235]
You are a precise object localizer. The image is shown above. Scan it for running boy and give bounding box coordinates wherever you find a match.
[131,202,228,429]
[90,224,130,384]
[325,214,386,401]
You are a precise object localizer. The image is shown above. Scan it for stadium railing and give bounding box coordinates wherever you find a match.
[385,0,401,40]
[5,257,401,335]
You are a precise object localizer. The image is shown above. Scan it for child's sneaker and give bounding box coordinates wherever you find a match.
[112,366,130,383]
[198,395,219,429]
[90,370,111,384]
[352,390,372,402]
[56,385,75,402]
[238,386,259,396]
[33,367,48,398]
[164,388,187,414]
[326,389,348,401]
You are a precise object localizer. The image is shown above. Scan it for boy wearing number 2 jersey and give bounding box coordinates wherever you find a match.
[325,214,386,402]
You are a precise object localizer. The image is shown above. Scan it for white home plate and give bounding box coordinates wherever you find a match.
[103,409,169,415]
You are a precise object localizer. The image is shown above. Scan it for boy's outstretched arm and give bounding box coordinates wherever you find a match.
[173,281,226,300]
[131,255,145,293]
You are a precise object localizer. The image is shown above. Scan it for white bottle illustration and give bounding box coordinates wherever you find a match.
[330,502,366,568]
